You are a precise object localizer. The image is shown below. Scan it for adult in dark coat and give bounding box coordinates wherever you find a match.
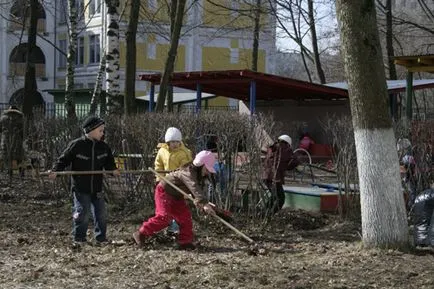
[0,106,24,174]
[262,134,299,213]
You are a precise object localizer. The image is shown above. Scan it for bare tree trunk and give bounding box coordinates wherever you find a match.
[155,0,187,112]
[166,0,177,112]
[167,85,174,112]
[336,0,408,249]
[23,0,38,134]
[124,0,140,115]
[307,0,326,84]
[105,0,122,115]
[385,0,397,80]
[65,0,77,119]
[252,0,261,72]
[89,55,106,115]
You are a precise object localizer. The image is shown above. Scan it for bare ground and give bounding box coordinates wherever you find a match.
[0,179,433,289]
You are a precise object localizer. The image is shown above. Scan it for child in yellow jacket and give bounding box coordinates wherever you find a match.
[154,127,192,234]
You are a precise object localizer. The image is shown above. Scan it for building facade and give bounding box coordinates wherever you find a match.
[0,0,277,107]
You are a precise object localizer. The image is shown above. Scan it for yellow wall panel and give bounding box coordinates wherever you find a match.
[238,48,266,72]
[119,0,170,23]
[202,47,265,72]
[202,0,270,29]
[202,47,232,70]
[207,96,229,106]
[135,0,170,23]
[135,44,185,71]
[202,0,230,27]
[136,43,147,70]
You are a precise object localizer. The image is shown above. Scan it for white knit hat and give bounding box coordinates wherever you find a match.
[397,138,411,152]
[278,134,292,146]
[165,127,182,142]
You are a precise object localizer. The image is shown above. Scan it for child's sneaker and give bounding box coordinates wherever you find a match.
[95,238,111,246]
[132,231,148,248]
[71,240,86,251]
[166,220,180,237]
[165,229,179,238]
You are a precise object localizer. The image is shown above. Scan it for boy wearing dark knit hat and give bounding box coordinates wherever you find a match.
[49,115,120,245]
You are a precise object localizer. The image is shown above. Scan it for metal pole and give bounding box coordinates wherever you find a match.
[249,80,256,114]
[405,71,413,121]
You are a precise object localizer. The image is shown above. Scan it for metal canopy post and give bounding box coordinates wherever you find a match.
[196,83,202,114]
[148,83,155,112]
[249,80,256,114]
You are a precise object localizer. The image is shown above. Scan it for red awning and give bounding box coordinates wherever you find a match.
[138,70,349,101]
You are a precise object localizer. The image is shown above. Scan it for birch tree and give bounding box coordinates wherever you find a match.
[124,0,140,115]
[155,0,187,112]
[105,0,122,115]
[335,0,408,249]
[65,0,78,119]
[89,55,106,115]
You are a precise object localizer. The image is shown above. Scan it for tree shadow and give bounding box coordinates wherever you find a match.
[410,247,434,256]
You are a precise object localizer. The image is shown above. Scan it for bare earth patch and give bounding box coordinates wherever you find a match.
[0,181,433,289]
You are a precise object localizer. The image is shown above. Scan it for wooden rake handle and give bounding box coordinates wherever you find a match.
[148,168,254,244]
[39,169,171,176]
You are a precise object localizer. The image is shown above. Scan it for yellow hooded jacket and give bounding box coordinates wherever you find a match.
[154,142,192,181]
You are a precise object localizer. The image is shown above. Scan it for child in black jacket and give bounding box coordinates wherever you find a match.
[49,116,120,244]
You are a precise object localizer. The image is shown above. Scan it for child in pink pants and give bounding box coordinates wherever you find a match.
[133,150,216,250]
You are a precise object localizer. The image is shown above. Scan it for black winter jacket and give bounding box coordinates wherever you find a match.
[52,136,117,194]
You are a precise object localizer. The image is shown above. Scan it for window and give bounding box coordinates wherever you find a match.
[58,0,68,23]
[148,0,157,11]
[230,1,240,18]
[89,35,100,63]
[58,39,67,67]
[147,43,156,59]
[89,0,101,15]
[76,37,84,65]
[230,48,239,64]
[76,0,84,16]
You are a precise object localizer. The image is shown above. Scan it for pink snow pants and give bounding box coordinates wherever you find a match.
[139,183,193,245]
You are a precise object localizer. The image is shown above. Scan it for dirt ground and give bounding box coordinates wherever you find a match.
[1,179,433,289]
